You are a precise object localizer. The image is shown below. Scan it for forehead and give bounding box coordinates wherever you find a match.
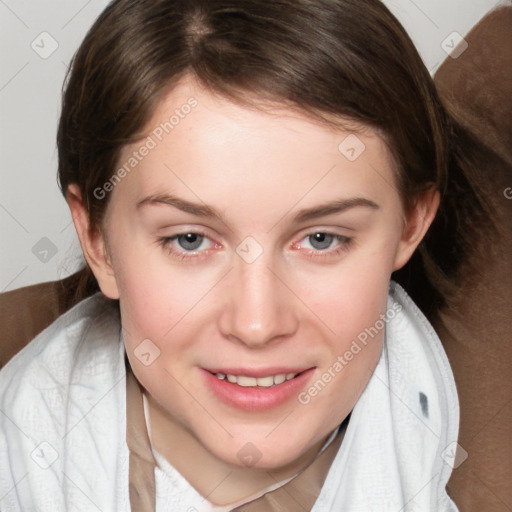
[111,75,400,220]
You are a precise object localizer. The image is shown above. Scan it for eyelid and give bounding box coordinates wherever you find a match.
[296,232,352,246]
[292,224,354,245]
[157,228,220,259]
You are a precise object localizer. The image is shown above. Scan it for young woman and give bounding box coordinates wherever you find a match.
[0,0,488,510]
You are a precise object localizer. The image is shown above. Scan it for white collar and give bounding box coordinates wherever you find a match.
[312,281,460,511]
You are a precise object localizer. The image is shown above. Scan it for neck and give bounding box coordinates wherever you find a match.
[144,392,330,506]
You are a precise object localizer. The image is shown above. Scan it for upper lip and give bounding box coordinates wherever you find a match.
[203,367,313,378]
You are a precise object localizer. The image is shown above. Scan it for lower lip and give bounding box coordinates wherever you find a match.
[201,368,315,411]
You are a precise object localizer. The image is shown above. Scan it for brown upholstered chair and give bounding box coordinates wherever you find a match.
[1,6,511,510]
[431,6,512,510]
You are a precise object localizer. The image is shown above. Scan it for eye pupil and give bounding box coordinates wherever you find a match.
[178,233,203,250]
[309,233,334,250]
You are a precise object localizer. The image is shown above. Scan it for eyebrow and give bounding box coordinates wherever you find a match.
[292,197,379,223]
[136,193,379,223]
[137,193,222,220]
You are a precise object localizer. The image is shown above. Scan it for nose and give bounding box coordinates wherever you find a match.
[218,253,299,349]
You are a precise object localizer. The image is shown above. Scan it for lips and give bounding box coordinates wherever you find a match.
[201,366,315,411]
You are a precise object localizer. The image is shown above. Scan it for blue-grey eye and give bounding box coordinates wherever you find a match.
[176,233,204,251]
[308,233,335,250]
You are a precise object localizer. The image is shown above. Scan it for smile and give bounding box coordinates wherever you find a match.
[215,372,300,387]
[202,367,315,411]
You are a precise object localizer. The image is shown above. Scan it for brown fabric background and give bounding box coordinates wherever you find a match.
[433,6,512,510]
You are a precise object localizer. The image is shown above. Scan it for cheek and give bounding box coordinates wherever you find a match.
[116,267,169,340]
[295,237,396,404]
[299,238,397,342]
[108,227,188,333]
[113,241,224,368]
[295,254,392,425]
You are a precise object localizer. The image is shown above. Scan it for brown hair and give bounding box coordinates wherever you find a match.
[57,0,492,316]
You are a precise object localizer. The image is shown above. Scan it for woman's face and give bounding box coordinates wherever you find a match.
[81,74,433,470]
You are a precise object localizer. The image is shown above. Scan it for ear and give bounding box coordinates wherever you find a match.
[66,184,120,299]
[393,186,440,271]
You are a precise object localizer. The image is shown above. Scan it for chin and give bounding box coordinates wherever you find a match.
[203,426,317,470]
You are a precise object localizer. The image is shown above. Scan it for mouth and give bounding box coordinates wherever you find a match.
[201,367,315,411]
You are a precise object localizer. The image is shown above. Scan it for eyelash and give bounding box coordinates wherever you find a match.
[157,230,217,262]
[292,233,353,260]
[157,229,353,262]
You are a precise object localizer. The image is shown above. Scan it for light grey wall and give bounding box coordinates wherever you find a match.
[0,0,503,291]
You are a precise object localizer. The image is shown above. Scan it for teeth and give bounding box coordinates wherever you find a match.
[215,372,299,387]
[237,376,257,387]
[256,376,274,387]
[273,374,286,385]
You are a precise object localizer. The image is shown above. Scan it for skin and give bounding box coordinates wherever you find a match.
[68,74,439,506]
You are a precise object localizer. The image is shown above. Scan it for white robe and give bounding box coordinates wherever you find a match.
[0,281,459,511]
